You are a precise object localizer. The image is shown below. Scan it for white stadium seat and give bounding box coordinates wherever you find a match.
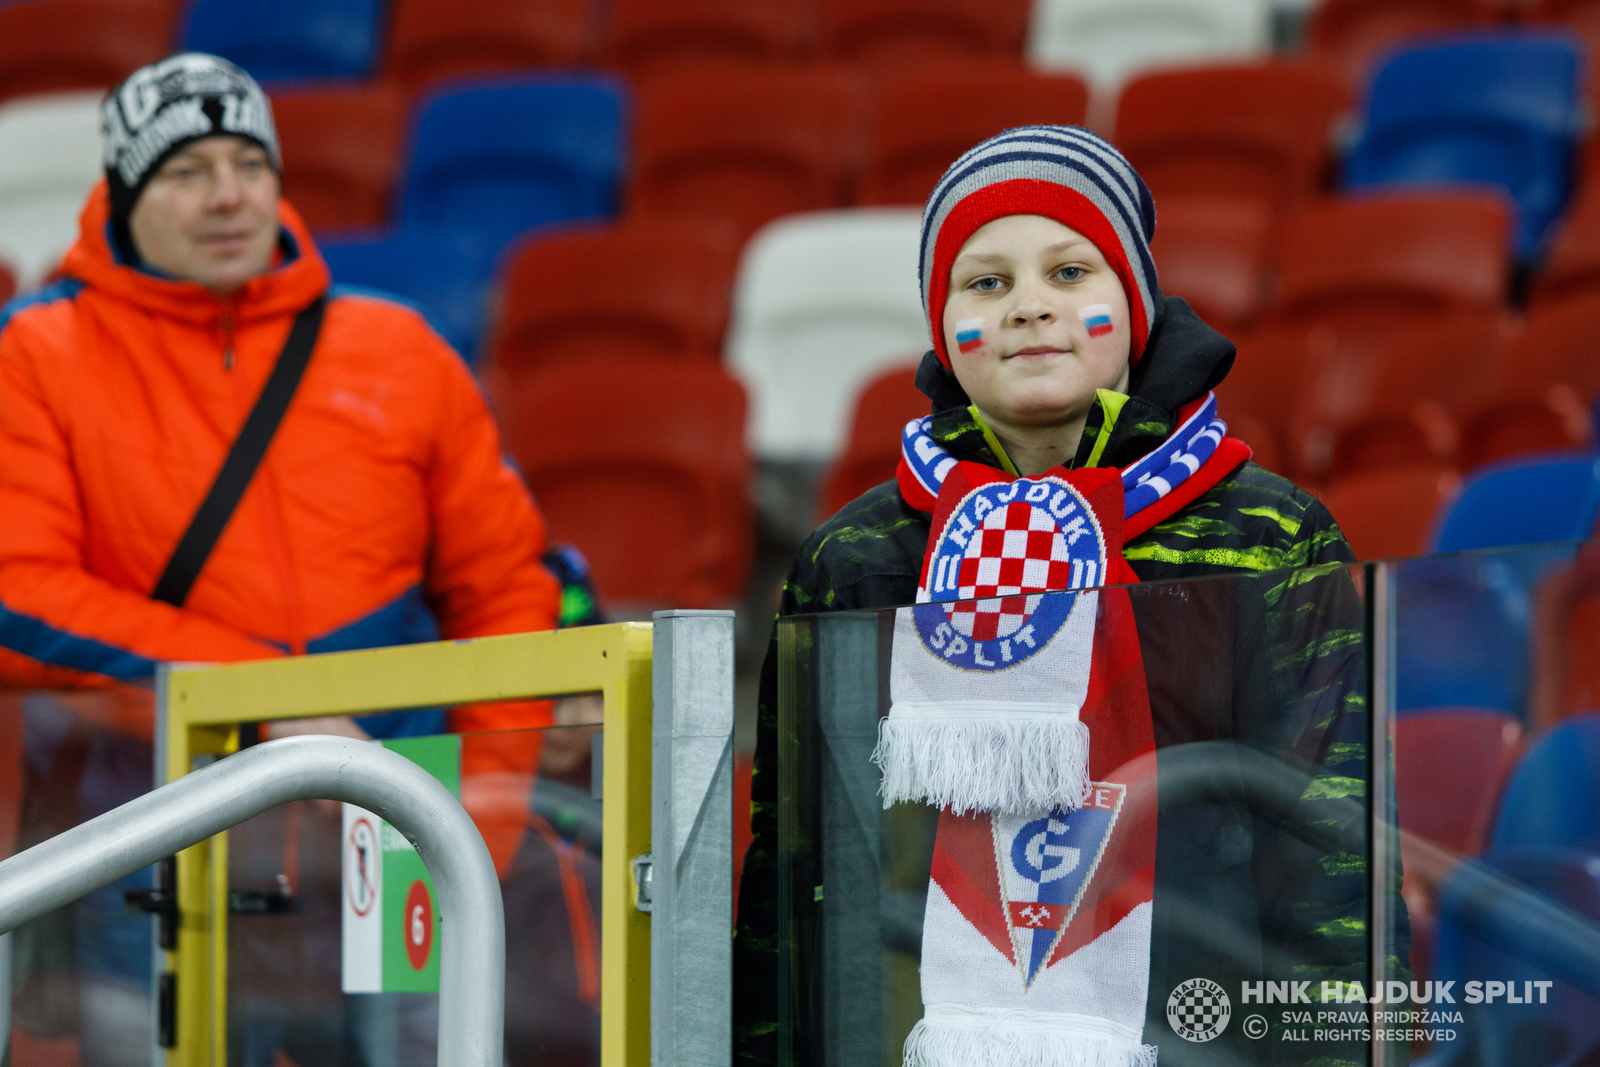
[0,92,105,285]
[726,207,930,464]
[1027,0,1272,92]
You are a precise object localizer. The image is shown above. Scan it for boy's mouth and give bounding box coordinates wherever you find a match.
[1007,345,1068,359]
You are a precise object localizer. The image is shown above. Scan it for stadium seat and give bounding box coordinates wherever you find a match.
[1226,413,1285,475]
[1395,708,1522,854]
[383,0,592,91]
[1214,324,1314,456]
[1432,848,1600,1066]
[1305,0,1501,88]
[271,83,406,232]
[488,219,740,376]
[1490,714,1600,850]
[726,208,928,463]
[1396,553,1533,716]
[180,0,385,82]
[1288,312,1512,480]
[1460,296,1600,469]
[1433,453,1600,553]
[628,68,859,242]
[0,0,178,103]
[319,229,497,362]
[0,92,105,285]
[857,64,1088,207]
[1026,0,1272,91]
[492,358,752,607]
[601,0,810,81]
[1529,187,1600,306]
[1147,197,1272,332]
[1343,33,1584,260]
[1320,462,1461,560]
[818,0,1030,66]
[821,363,926,518]
[1111,61,1347,219]
[1529,545,1600,730]
[399,76,626,251]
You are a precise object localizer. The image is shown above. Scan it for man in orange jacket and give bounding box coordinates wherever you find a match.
[0,54,562,1065]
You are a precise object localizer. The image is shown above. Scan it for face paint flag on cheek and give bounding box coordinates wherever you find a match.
[955,317,985,353]
[1078,304,1115,338]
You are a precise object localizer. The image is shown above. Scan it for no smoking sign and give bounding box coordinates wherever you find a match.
[341,734,459,993]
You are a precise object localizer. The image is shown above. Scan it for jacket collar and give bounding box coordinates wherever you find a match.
[915,297,1236,473]
[59,180,331,326]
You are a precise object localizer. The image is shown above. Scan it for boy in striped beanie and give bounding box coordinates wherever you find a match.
[734,127,1401,1067]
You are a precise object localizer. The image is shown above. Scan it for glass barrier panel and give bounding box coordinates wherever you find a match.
[765,557,1386,1066]
[1390,539,1600,1065]
[1,693,603,1067]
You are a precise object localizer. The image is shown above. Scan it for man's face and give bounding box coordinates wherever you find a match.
[128,135,280,295]
[942,214,1132,434]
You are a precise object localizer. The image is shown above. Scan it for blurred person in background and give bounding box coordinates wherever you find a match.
[734,127,1407,1066]
[0,53,566,1067]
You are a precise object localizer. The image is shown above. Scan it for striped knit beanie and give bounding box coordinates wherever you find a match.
[920,125,1161,369]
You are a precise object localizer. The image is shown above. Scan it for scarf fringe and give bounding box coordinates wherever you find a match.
[903,1012,1159,1067]
[874,708,1091,815]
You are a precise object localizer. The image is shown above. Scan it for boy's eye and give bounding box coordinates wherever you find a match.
[1056,266,1085,282]
[972,276,1004,292]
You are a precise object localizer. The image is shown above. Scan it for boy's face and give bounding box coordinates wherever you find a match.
[942,214,1131,434]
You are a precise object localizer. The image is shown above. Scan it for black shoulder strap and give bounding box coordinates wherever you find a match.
[151,296,327,608]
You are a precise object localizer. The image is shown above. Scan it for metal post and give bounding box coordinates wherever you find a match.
[814,614,882,1067]
[650,610,736,1067]
[0,736,505,1067]
[1368,561,1397,1067]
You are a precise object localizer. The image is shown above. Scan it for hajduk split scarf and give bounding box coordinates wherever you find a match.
[878,392,1249,1067]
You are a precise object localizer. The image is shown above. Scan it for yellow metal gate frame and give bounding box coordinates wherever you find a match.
[155,623,653,1067]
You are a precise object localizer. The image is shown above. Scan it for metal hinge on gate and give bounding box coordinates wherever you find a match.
[228,873,296,915]
[632,853,653,913]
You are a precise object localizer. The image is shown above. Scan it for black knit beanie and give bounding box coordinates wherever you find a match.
[100,53,282,225]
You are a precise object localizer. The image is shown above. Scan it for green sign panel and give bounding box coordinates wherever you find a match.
[340,734,461,993]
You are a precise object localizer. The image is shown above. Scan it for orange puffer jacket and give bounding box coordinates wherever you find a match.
[0,183,560,748]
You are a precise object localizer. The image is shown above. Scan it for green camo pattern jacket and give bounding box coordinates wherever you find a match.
[733,300,1408,1067]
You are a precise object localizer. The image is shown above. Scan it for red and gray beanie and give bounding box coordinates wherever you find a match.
[100,53,281,223]
[920,125,1162,369]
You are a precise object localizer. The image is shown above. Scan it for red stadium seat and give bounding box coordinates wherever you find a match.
[1148,196,1273,331]
[1216,324,1316,463]
[1531,545,1600,731]
[1530,187,1600,307]
[821,363,926,519]
[1395,708,1522,854]
[1226,413,1286,475]
[1306,0,1501,88]
[1288,312,1512,480]
[1112,61,1348,218]
[384,0,592,90]
[628,67,861,240]
[1319,461,1461,559]
[1457,294,1600,469]
[487,219,740,376]
[601,0,810,81]
[0,0,179,103]
[857,64,1088,207]
[271,84,407,231]
[818,0,1029,66]
[493,358,752,607]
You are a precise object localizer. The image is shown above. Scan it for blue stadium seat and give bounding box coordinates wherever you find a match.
[1490,714,1600,851]
[319,229,496,362]
[179,0,385,82]
[398,76,627,252]
[1396,555,1532,717]
[1344,33,1584,260]
[1432,453,1600,553]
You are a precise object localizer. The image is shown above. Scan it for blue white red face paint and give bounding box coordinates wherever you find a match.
[955,317,985,354]
[1077,304,1114,338]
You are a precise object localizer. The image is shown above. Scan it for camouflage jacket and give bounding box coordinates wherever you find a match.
[733,299,1408,1067]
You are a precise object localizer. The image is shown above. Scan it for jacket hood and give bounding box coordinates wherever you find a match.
[915,296,1237,472]
[59,179,331,326]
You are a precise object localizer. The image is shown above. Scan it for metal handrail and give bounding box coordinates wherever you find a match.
[0,735,505,1067]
